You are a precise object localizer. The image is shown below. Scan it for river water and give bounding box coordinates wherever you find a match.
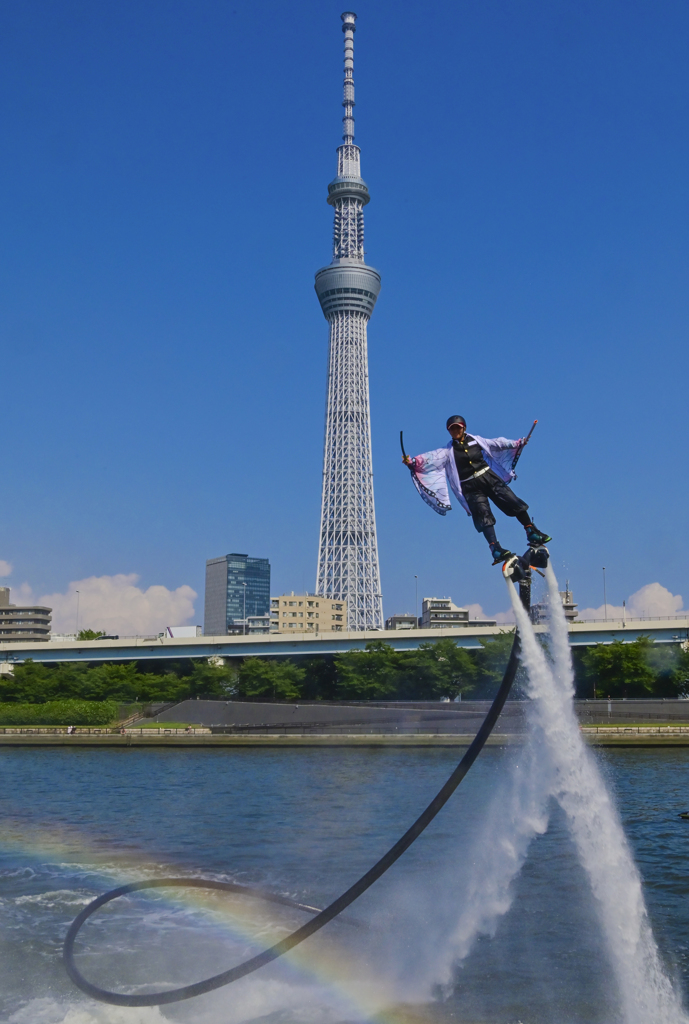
[0,745,687,1024]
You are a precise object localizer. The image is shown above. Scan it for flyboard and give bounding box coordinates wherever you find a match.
[63,426,545,1009]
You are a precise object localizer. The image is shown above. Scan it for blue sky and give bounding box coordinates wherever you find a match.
[1,0,688,630]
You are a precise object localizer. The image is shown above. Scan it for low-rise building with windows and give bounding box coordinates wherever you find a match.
[532,585,578,624]
[229,615,272,635]
[420,597,496,629]
[0,587,52,643]
[385,613,418,630]
[270,593,347,633]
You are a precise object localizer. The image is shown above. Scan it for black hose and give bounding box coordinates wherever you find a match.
[64,633,521,1007]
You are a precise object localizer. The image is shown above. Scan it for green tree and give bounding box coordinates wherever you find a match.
[644,642,682,698]
[673,645,689,698]
[77,629,106,641]
[2,660,194,704]
[236,658,305,701]
[186,661,238,699]
[397,638,476,699]
[580,637,657,698]
[300,656,339,700]
[87,663,184,702]
[472,631,519,697]
[0,660,59,703]
[334,641,399,699]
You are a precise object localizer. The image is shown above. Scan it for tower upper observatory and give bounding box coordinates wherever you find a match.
[314,12,383,631]
[314,10,379,288]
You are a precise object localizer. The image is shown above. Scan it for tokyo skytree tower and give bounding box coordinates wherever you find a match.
[314,11,383,631]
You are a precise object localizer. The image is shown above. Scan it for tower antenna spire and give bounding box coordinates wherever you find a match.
[341,11,356,144]
[313,13,383,631]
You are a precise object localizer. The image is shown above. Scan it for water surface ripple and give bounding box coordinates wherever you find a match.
[0,746,686,1023]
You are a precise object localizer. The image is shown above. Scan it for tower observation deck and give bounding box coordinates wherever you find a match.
[314,11,383,631]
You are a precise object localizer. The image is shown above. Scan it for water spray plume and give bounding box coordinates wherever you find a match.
[442,737,551,976]
[505,568,687,1024]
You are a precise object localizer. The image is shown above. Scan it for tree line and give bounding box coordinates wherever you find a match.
[2,634,687,706]
[3,636,510,704]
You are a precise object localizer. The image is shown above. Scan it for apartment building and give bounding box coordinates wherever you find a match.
[0,587,52,642]
[270,593,347,633]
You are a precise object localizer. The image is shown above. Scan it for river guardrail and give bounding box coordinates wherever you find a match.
[0,726,212,735]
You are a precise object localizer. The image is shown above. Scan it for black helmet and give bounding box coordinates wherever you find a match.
[446,415,466,429]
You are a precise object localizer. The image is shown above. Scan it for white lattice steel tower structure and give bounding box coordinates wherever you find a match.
[314,11,383,631]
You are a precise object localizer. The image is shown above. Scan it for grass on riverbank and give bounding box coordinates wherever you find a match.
[133,721,192,729]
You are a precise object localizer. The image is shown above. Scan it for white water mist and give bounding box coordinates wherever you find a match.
[439,719,552,980]
[505,567,687,1024]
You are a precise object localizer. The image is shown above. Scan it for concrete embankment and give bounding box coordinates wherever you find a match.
[0,727,688,747]
[583,726,689,746]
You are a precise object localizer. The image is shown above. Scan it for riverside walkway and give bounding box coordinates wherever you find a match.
[0,698,688,746]
[0,727,686,747]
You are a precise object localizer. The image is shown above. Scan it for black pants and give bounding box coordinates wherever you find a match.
[462,470,529,533]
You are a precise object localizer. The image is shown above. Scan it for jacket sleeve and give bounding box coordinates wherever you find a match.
[408,448,452,515]
[476,436,522,482]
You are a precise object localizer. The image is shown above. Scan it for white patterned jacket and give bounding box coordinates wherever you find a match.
[408,435,523,517]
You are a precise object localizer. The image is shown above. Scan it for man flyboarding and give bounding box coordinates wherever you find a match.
[402,415,551,568]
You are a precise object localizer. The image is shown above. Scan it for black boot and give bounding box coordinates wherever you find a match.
[525,524,552,546]
[491,544,513,566]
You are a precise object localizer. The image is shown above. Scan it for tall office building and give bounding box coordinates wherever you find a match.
[314,12,383,631]
[204,554,270,635]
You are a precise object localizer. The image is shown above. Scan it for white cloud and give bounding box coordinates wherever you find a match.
[466,603,485,620]
[34,574,197,635]
[10,583,36,606]
[493,608,516,624]
[578,582,683,621]
[0,560,12,577]
[466,602,515,625]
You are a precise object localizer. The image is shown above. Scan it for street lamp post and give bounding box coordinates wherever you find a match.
[75,590,80,637]
[602,567,607,622]
[414,576,418,628]
[242,583,247,636]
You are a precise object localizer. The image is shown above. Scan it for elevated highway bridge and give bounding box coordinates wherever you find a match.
[1,616,688,667]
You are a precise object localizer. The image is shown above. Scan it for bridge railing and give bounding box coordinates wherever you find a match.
[575,615,689,624]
